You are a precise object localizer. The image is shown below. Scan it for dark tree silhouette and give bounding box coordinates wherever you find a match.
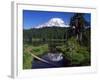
[70,13,85,42]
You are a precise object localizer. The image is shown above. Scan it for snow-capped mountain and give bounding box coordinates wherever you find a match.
[34,18,69,28]
[46,18,66,27]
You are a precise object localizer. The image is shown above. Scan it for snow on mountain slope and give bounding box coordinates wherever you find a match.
[35,18,69,28]
[46,18,66,27]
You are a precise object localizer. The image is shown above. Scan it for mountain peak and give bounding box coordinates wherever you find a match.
[47,18,66,27]
[34,17,69,28]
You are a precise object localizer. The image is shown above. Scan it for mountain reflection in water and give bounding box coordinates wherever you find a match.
[32,53,66,69]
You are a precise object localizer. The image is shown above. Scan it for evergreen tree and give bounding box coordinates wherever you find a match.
[70,13,86,42]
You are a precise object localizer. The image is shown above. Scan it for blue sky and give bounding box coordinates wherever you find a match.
[23,10,91,29]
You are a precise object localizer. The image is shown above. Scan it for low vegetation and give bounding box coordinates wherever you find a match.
[23,44,49,69]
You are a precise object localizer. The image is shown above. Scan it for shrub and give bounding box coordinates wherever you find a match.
[64,37,90,66]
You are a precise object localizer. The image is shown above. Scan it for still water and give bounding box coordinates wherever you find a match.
[32,53,66,69]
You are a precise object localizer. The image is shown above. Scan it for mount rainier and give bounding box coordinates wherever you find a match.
[35,18,69,28]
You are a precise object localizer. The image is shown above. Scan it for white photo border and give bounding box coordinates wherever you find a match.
[11,1,97,78]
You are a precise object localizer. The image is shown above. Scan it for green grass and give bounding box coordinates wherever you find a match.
[23,44,49,69]
[30,44,49,56]
[53,37,90,66]
[23,51,33,69]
